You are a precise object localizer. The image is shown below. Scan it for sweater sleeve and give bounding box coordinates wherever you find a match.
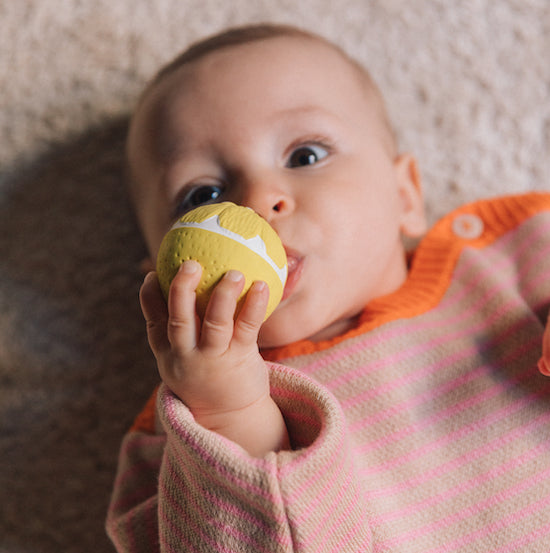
[106,363,373,552]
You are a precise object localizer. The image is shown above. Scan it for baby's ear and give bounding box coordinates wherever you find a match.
[140,257,156,275]
[395,154,427,238]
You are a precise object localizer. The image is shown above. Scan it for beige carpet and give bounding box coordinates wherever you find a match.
[1,1,549,551]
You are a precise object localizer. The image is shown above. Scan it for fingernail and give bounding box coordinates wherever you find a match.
[252,280,267,292]
[181,260,199,274]
[225,270,243,282]
[142,271,157,286]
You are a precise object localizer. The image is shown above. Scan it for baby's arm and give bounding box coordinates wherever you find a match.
[140,260,289,457]
[108,360,374,552]
[538,311,550,376]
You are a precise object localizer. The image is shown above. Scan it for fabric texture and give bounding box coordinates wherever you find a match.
[107,193,550,552]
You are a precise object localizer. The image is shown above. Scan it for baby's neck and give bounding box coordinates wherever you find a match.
[307,314,360,343]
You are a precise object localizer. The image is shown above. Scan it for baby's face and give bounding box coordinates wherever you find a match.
[128,36,425,347]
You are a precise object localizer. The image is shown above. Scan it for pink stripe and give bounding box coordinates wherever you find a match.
[158,491,211,553]
[201,489,289,550]
[496,518,550,553]
[293,447,354,529]
[160,460,287,553]
[108,495,158,553]
[171,448,291,550]
[346,299,541,431]
[280,415,346,503]
[362,369,545,479]
[302,479,362,551]
[422,475,550,553]
[167,447,284,545]
[355,330,540,454]
[280,419,367,551]
[301,471,366,552]
[164,430,290,533]
[165,427,292,545]
[276,380,347,482]
[167,444,287,531]
[158,467,206,553]
[163,391,284,502]
[391,457,550,550]
[191,489,284,552]
[325,509,372,553]
[289,431,371,553]
[370,402,550,510]
[282,436,342,507]
[271,379,324,407]
[378,428,550,548]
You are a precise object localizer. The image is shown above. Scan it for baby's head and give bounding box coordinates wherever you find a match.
[127,23,426,347]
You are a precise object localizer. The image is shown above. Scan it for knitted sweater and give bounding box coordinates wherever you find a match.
[107,193,550,552]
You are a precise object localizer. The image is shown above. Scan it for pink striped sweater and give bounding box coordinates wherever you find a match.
[107,192,550,552]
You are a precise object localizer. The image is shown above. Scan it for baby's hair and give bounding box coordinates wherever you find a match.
[140,23,397,156]
[151,24,317,87]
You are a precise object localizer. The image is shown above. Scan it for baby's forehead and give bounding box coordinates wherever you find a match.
[148,35,370,104]
[132,34,395,159]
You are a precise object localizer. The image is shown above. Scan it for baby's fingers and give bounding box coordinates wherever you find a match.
[140,271,170,355]
[199,271,245,352]
[167,260,202,354]
[232,281,269,348]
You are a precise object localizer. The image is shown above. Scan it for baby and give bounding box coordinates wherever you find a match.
[107,23,550,553]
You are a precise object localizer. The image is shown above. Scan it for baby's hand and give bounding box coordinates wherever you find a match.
[538,311,550,376]
[140,260,289,456]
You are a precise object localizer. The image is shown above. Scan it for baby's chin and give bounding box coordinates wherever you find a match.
[259,313,359,350]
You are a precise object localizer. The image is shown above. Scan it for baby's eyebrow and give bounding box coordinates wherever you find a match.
[154,104,342,167]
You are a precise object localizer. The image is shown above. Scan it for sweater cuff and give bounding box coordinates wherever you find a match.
[156,366,371,551]
[157,362,345,461]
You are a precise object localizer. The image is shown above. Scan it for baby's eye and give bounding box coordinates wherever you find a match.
[286,144,329,168]
[175,184,223,216]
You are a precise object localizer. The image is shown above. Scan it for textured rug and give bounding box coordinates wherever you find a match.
[1,1,549,552]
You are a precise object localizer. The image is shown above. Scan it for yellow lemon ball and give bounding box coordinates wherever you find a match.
[156,202,288,320]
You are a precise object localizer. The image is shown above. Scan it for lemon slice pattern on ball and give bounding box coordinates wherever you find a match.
[156,202,288,320]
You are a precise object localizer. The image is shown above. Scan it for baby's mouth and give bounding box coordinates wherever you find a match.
[282,247,304,301]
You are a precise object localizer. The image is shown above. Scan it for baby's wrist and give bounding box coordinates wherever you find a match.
[192,394,290,457]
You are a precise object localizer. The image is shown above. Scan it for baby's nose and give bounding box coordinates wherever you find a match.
[240,186,294,222]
